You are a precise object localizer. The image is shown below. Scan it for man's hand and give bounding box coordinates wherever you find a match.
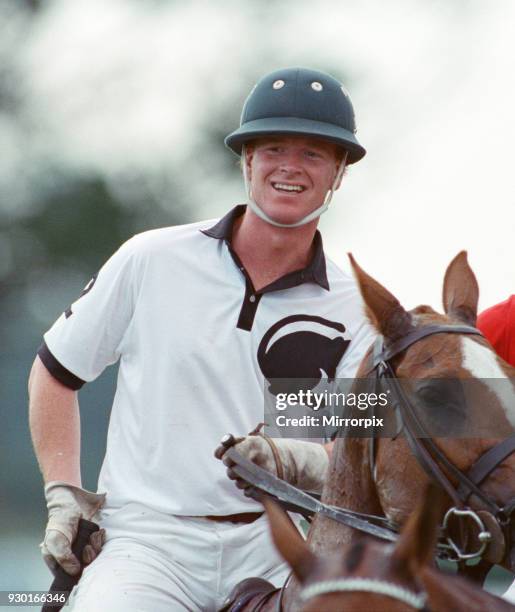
[41,482,106,575]
[214,433,329,493]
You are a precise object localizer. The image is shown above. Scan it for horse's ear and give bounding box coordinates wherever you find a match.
[263,497,315,583]
[442,251,479,326]
[348,254,413,341]
[391,483,445,572]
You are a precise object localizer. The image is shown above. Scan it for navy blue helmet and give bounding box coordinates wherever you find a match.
[225,67,366,164]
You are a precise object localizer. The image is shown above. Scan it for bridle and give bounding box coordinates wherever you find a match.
[366,323,515,567]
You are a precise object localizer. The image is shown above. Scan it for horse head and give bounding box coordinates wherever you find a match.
[349,251,515,574]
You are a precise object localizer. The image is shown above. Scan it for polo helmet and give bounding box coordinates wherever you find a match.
[225,67,366,164]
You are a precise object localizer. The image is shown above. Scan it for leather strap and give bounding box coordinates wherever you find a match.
[458,434,515,500]
[260,434,285,482]
[366,325,483,374]
[386,370,465,507]
[206,512,263,524]
[248,425,285,482]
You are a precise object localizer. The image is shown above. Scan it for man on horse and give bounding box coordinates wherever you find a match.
[29,66,373,611]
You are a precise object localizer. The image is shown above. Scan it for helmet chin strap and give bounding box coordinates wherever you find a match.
[242,145,347,229]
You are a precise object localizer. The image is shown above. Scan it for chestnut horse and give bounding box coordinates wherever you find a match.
[265,485,515,611]
[224,251,515,611]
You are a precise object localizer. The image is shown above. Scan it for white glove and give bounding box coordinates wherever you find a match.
[41,481,106,575]
[217,435,329,493]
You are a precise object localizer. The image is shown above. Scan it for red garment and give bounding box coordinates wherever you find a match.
[477,295,515,367]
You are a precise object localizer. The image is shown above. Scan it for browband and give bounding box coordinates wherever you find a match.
[366,325,483,374]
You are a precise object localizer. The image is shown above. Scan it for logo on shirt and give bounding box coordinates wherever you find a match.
[65,273,98,318]
[257,315,350,396]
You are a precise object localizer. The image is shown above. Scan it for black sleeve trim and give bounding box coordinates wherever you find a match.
[37,342,86,390]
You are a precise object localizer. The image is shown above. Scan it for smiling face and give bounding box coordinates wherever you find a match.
[245,136,344,227]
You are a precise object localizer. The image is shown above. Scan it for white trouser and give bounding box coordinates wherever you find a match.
[68,502,291,611]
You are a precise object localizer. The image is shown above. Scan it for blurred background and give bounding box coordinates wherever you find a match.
[1,0,514,600]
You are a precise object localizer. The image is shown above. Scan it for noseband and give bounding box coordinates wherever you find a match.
[367,323,515,564]
[300,577,428,610]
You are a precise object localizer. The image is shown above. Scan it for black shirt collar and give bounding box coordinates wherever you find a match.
[201,205,329,292]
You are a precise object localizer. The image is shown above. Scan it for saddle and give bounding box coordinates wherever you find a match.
[220,577,278,612]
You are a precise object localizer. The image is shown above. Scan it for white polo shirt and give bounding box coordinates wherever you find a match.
[40,205,375,515]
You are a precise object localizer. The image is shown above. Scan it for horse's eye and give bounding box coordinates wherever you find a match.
[417,385,445,405]
[413,379,466,435]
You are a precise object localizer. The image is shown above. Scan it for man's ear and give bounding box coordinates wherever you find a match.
[244,145,254,180]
